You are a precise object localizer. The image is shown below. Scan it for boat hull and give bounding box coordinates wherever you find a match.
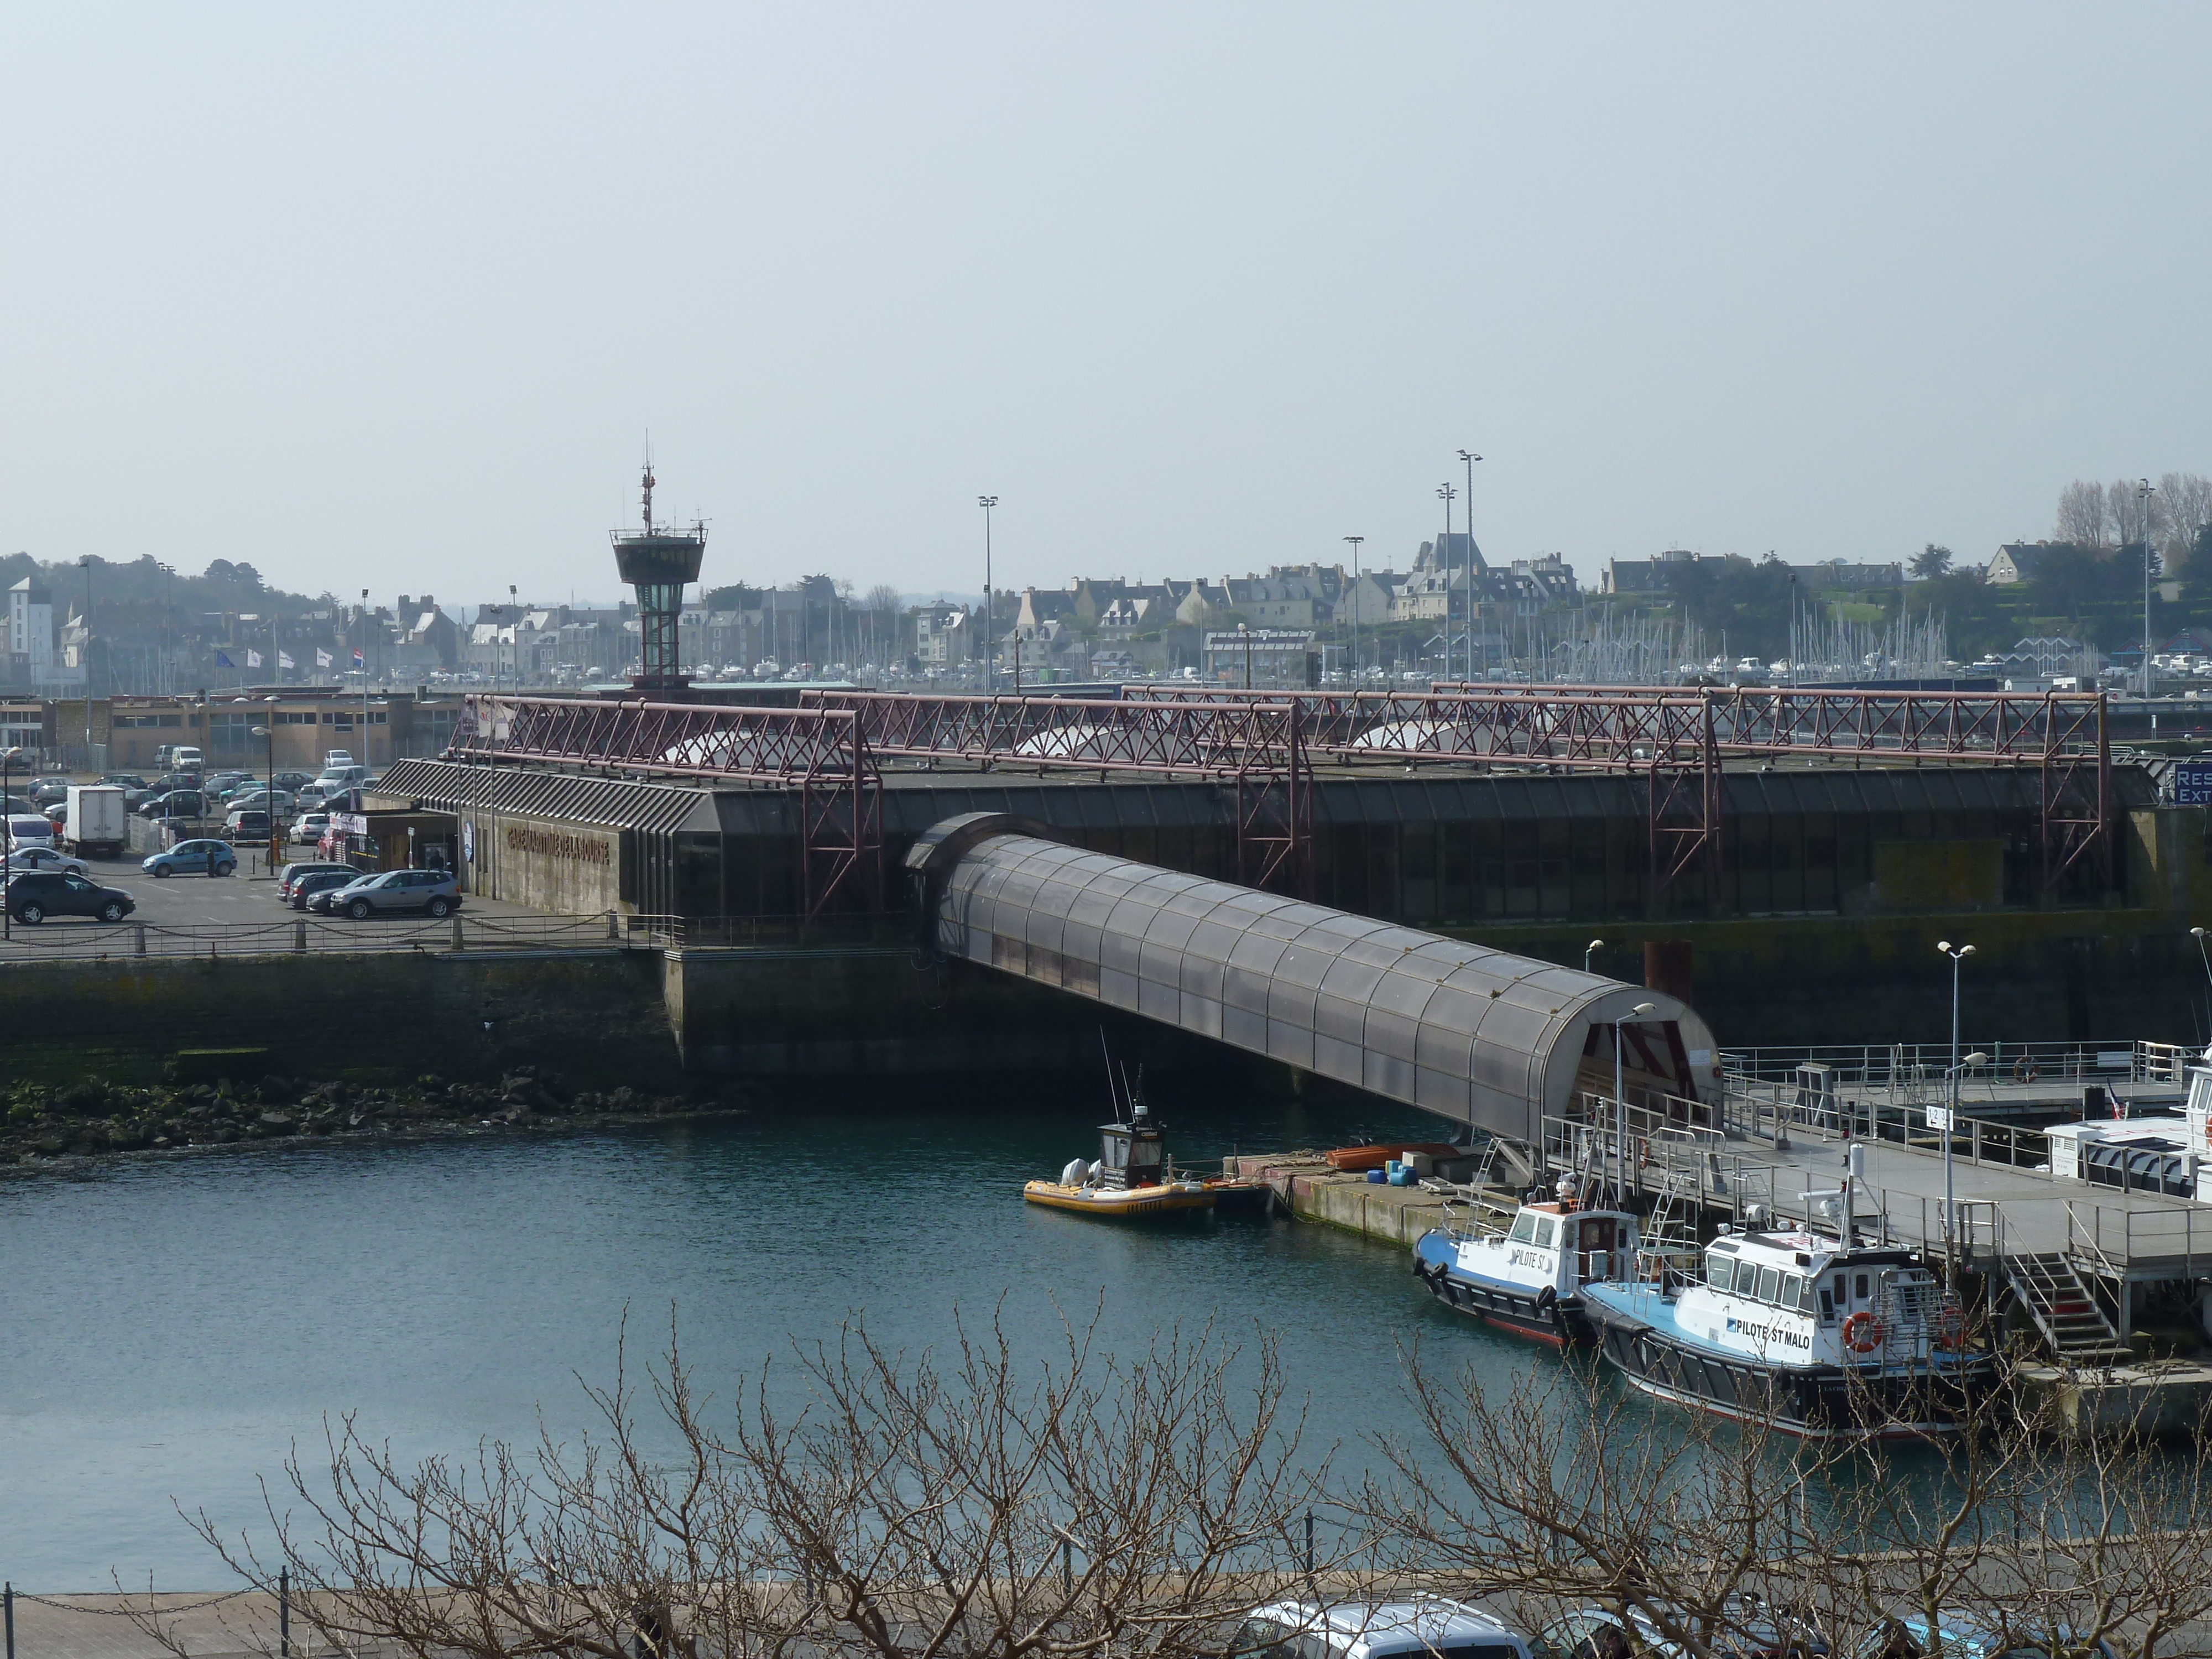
[1585,1297,1989,1439]
[1022,1180,1215,1218]
[1203,1178,1271,1214]
[1411,1236,1593,1345]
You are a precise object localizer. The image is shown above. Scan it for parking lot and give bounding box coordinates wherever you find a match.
[0,846,580,959]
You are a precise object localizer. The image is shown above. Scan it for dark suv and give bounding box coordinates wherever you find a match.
[4,870,137,925]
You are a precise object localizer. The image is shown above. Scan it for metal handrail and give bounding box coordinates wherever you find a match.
[1719,1039,2179,1088]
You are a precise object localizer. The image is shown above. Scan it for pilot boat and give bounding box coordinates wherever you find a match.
[1412,1186,1640,1345]
[1023,1081,1215,1219]
[1579,1222,1991,1438]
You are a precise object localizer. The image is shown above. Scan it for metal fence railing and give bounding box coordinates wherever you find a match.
[0,910,920,965]
[1718,1038,2194,1093]
[0,910,658,964]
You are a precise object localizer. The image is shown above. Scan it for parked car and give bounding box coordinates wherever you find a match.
[292,811,332,845]
[6,845,90,877]
[4,869,136,925]
[272,771,317,792]
[29,776,72,806]
[1241,1599,1535,1659]
[141,790,208,822]
[278,859,363,901]
[7,813,56,847]
[100,773,153,808]
[326,868,462,919]
[225,808,274,837]
[227,788,295,815]
[206,772,255,802]
[1849,1618,2112,1659]
[152,770,202,794]
[170,745,203,771]
[140,839,239,878]
[289,866,368,910]
[1535,1603,1826,1659]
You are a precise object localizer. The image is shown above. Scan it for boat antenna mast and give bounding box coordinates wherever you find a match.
[1099,1026,1124,1121]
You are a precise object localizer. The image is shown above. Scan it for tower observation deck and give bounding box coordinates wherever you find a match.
[611,462,707,692]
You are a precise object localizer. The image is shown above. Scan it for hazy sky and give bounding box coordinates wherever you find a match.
[4,6,2209,606]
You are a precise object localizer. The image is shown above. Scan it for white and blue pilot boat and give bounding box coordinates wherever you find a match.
[1413,1196,1640,1345]
[1579,1224,1991,1438]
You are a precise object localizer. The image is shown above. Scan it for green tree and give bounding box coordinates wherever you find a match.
[1908,542,1953,579]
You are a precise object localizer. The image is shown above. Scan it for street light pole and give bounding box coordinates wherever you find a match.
[253,724,279,874]
[1614,1000,1657,1206]
[79,560,96,765]
[2,746,13,941]
[1435,482,1456,684]
[1342,536,1364,687]
[2140,478,2157,699]
[1584,937,1605,973]
[977,497,998,693]
[158,563,175,694]
[1937,939,1976,1263]
[1458,450,1482,681]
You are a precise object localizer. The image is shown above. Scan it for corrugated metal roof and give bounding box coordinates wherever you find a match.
[932,826,1716,1138]
[371,757,718,834]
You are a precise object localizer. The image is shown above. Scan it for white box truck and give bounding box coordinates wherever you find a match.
[64,784,128,858]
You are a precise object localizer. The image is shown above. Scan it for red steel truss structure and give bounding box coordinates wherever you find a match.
[796,691,1313,894]
[450,684,2109,910]
[1122,683,2112,899]
[454,695,881,920]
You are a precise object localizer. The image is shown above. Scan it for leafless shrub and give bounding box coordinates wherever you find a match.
[123,1309,1342,1659]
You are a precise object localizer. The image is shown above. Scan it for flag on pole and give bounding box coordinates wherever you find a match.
[352,648,364,669]
[246,649,263,667]
[216,650,234,668]
[316,648,333,669]
[278,651,295,670]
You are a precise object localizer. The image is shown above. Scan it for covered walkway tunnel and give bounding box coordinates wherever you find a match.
[906,813,1720,1141]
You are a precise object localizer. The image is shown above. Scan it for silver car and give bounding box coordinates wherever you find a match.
[7,845,91,878]
[330,868,462,920]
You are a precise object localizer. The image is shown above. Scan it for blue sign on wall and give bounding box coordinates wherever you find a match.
[2174,762,2212,806]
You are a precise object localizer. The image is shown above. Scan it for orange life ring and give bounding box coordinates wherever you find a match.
[1933,1305,1966,1351]
[1842,1311,1883,1354]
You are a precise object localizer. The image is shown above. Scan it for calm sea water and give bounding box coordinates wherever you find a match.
[0,1088,1553,1589]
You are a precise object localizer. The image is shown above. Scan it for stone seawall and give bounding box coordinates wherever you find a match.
[0,951,684,1089]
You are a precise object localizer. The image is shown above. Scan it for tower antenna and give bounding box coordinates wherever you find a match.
[641,432,656,535]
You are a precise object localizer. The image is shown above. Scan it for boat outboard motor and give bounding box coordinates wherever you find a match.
[1060,1157,1089,1187]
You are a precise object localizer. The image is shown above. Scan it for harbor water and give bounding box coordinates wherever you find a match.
[0,1087,1547,1588]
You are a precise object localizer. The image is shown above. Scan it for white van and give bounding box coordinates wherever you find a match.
[171,745,204,772]
[324,750,354,769]
[7,814,56,848]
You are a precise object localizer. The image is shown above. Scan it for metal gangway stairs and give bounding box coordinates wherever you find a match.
[2001,1250,2131,1365]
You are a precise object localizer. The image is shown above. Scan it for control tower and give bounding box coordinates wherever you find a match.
[611,461,707,693]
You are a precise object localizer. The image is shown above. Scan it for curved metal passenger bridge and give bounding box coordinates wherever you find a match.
[906,813,1719,1139]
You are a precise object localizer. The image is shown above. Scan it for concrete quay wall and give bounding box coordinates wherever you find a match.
[0,945,1247,1097]
[0,951,685,1090]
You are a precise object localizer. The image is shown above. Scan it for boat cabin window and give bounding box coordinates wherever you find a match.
[1756,1265,1781,1303]
[1533,1217,1559,1250]
[1707,1258,1732,1290]
[1509,1212,1540,1244]
[1854,1272,1871,1301]
[1818,1285,1835,1320]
